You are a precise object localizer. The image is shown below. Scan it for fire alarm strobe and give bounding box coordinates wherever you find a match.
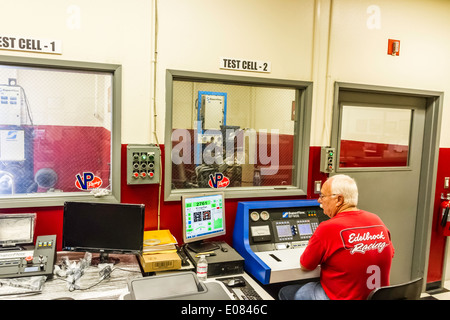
[388,39,400,56]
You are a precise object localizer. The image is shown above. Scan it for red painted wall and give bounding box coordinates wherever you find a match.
[121,144,322,247]
[426,148,450,283]
[0,144,323,250]
[340,140,408,168]
[0,143,447,286]
[33,125,111,192]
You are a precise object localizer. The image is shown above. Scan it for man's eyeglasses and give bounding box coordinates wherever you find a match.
[319,193,337,200]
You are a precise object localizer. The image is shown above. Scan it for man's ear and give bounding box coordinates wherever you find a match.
[336,194,344,207]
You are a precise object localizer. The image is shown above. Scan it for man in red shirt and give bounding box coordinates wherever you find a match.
[279,174,394,300]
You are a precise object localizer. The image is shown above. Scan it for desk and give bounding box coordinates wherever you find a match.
[149,266,273,300]
[0,252,142,300]
[0,251,273,300]
[141,242,274,300]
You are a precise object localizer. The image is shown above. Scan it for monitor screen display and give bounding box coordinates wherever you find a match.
[276,224,292,238]
[298,223,313,236]
[62,202,145,256]
[182,192,225,246]
[0,213,35,247]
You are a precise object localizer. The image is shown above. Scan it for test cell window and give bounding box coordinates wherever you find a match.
[0,56,121,208]
[165,70,313,200]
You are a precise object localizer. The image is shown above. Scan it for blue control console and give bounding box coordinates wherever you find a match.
[233,199,328,285]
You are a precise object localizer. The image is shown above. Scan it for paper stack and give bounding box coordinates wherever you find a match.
[143,229,178,254]
[139,229,181,272]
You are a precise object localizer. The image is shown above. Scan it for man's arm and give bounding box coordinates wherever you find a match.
[300,264,313,271]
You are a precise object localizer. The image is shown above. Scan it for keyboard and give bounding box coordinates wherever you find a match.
[218,276,263,300]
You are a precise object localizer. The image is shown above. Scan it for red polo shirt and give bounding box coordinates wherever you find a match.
[300,210,395,300]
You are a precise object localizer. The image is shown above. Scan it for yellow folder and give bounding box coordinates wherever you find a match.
[143,229,178,254]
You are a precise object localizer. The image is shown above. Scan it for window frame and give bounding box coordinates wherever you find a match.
[164,69,313,201]
[0,55,122,208]
[332,83,429,174]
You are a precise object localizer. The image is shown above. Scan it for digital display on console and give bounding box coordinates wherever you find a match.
[298,223,313,236]
[276,224,292,237]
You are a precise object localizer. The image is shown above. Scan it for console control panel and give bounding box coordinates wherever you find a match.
[0,235,57,279]
[233,200,327,284]
[248,206,327,252]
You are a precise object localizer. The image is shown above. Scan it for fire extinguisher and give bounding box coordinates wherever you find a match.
[440,193,450,235]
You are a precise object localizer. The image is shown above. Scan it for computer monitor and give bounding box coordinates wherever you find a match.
[0,213,35,250]
[182,192,226,253]
[62,201,145,265]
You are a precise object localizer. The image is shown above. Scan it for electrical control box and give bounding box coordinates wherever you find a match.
[320,147,336,173]
[127,144,160,185]
[0,129,25,161]
[198,91,227,131]
[0,85,22,126]
[0,235,57,279]
[201,94,224,130]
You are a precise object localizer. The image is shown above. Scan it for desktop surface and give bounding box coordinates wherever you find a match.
[0,247,274,301]
[0,252,142,300]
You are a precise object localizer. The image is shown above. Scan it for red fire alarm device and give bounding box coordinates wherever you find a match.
[388,39,400,56]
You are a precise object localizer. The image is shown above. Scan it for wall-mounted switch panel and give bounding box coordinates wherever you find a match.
[320,147,336,173]
[127,144,161,185]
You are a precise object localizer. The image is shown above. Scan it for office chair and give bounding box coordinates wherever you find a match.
[367,277,423,300]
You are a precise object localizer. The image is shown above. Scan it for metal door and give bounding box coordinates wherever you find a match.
[331,87,428,284]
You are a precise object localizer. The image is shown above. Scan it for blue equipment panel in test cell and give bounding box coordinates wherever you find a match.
[233,199,329,285]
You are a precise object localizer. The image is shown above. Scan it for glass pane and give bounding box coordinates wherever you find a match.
[339,105,411,168]
[171,80,297,190]
[0,65,112,196]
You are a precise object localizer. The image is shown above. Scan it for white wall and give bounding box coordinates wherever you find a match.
[156,0,315,142]
[0,69,112,128]
[1,0,450,147]
[172,82,295,134]
[327,0,450,147]
[0,0,153,144]
[157,0,450,147]
[340,106,411,145]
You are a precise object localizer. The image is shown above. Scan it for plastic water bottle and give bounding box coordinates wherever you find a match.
[196,255,208,281]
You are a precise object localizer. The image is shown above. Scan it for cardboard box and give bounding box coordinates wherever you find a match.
[139,252,181,273]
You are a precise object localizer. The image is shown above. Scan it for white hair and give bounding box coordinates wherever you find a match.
[329,174,358,207]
